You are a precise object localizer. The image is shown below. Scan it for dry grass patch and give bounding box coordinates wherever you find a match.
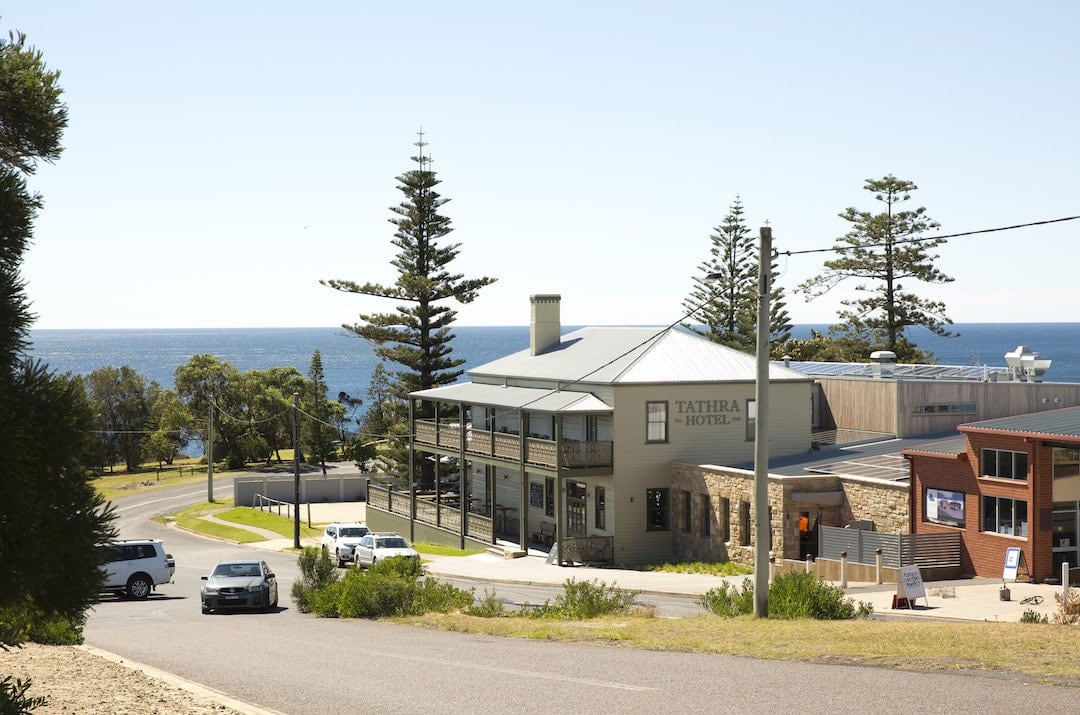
[404,612,1080,684]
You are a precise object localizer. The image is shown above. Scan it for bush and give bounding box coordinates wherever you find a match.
[303,553,473,619]
[1053,589,1080,625]
[465,589,507,618]
[700,573,873,620]
[0,674,48,714]
[291,546,339,613]
[531,578,640,620]
[700,578,754,617]
[1021,608,1048,624]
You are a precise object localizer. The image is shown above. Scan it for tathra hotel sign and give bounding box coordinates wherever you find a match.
[672,399,744,427]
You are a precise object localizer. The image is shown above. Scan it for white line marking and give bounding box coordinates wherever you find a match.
[392,652,657,692]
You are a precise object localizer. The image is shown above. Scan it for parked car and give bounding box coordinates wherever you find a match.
[200,560,278,614]
[353,533,420,569]
[97,539,175,600]
[321,521,371,567]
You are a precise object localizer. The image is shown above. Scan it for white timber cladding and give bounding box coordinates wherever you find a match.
[607,381,812,563]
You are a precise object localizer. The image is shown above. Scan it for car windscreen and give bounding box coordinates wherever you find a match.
[340,528,368,537]
[378,538,408,549]
[213,563,258,577]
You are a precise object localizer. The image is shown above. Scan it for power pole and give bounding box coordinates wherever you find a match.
[207,402,214,503]
[752,226,772,617]
[293,391,301,549]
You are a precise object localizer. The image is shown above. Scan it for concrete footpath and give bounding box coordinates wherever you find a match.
[241,501,1069,623]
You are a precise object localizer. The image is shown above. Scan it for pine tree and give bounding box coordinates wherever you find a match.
[799,175,953,352]
[301,350,340,475]
[683,197,792,352]
[0,29,115,648]
[323,131,496,487]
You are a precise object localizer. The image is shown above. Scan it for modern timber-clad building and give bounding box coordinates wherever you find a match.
[401,294,813,565]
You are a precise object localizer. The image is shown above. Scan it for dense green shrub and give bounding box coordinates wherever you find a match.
[530,578,640,620]
[0,601,83,647]
[369,555,422,580]
[700,572,873,620]
[302,553,473,618]
[291,546,339,613]
[699,578,755,617]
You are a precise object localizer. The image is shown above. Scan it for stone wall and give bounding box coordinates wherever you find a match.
[670,462,911,567]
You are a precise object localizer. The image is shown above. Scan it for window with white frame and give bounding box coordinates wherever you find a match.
[646,402,668,443]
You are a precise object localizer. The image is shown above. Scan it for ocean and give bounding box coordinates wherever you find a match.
[26,323,1080,401]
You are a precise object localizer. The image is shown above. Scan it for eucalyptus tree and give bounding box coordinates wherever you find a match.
[174,354,247,468]
[84,365,152,471]
[323,131,496,487]
[798,175,953,353]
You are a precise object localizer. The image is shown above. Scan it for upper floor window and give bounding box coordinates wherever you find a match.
[982,448,1028,481]
[646,402,668,443]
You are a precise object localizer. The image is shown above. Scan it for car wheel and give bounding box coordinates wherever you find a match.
[336,549,346,568]
[262,589,273,613]
[202,604,210,614]
[126,574,152,600]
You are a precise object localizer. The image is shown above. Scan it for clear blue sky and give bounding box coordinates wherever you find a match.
[9,2,1080,329]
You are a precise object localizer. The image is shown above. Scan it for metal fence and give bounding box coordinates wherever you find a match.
[819,526,960,569]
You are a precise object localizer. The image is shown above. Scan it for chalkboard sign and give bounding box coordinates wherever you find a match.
[897,565,926,607]
[529,481,543,508]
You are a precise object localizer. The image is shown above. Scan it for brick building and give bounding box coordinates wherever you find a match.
[905,406,1080,582]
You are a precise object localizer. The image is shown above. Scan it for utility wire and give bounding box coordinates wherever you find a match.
[778,215,1080,257]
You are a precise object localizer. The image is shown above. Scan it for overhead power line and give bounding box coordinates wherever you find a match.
[778,214,1080,257]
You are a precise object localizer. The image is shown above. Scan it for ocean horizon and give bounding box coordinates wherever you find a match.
[28,323,1080,403]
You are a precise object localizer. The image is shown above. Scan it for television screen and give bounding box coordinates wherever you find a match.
[925,487,965,528]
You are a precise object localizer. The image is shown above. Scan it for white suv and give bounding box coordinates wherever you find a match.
[321,522,370,567]
[98,539,175,600]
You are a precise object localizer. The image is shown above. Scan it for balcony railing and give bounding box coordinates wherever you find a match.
[414,420,612,469]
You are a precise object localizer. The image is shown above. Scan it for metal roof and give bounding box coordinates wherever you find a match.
[962,405,1080,440]
[410,382,611,413]
[468,327,810,386]
[786,360,1012,382]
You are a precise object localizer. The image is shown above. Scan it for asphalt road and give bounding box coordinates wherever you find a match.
[85,482,1075,714]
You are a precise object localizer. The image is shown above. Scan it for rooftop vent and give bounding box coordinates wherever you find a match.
[869,350,897,379]
[1004,345,1052,383]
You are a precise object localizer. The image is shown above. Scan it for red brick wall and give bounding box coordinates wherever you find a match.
[911,432,1047,580]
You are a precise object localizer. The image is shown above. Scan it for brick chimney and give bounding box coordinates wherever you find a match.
[530,294,561,355]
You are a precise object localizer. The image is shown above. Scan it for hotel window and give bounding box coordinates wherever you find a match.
[646,488,669,531]
[982,495,1028,537]
[646,402,668,443]
[1053,447,1080,480]
[595,486,606,530]
[981,448,1028,481]
[719,497,730,542]
[544,477,555,517]
[739,500,751,546]
[702,494,711,536]
[680,490,691,533]
[745,399,756,441]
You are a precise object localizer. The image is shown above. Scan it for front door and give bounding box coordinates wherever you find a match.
[1052,504,1079,575]
[566,481,587,538]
